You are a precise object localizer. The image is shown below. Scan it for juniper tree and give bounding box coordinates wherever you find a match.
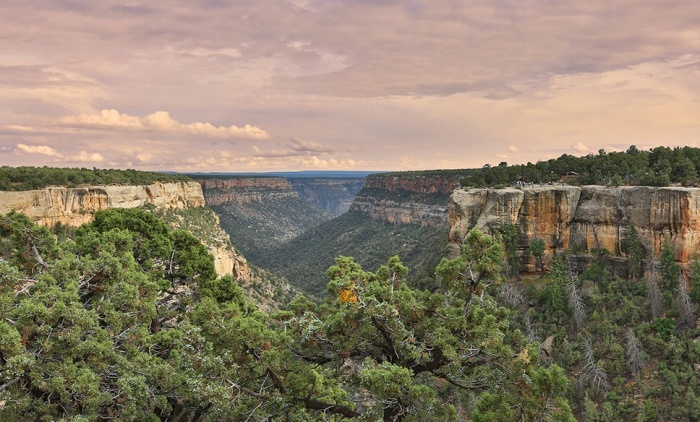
[285,228,573,421]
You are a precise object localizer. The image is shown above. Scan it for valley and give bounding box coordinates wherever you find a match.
[5,147,700,420]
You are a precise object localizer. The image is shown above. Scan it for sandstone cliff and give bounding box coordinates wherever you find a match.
[362,173,461,194]
[349,174,459,227]
[449,185,700,270]
[196,177,298,206]
[0,181,204,227]
[0,181,249,280]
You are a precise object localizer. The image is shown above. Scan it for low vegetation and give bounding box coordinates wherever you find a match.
[212,197,332,262]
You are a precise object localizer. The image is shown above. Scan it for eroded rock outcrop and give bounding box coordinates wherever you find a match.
[350,174,459,227]
[196,177,297,206]
[0,181,205,227]
[290,178,365,215]
[0,181,250,279]
[363,174,461,195]
[449,185,700,271]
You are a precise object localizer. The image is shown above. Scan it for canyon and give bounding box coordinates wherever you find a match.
[196,176,364,215]
[6,172,700,285]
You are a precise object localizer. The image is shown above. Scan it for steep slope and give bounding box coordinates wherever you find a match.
[260,173,458,296]
[0,181,204,227]
[196,177,333,263]
[349,173,459,226]
[0,180,251,280]
[449,185,700,272]
[258,210,448,297]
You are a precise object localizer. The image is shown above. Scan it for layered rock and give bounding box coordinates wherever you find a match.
[290,178,365,215]
[449,185,700,270]
[0,181,249,279]
[350,191,450,227]
[363,173,461,195]
[0,181,204,227]
[350,174,458,227]
[196,177,297,206]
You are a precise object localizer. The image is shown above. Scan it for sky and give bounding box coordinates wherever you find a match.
[1,0,699,173]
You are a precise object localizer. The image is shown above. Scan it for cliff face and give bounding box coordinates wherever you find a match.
[350,191,450,227]
[362,174,461,195]
[349,174,459,227]
[0,181,249,279]
[0,181,205,227]
[449,185,700,270]
[197,178,297,206]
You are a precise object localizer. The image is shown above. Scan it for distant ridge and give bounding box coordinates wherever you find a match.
[184,170,384,179]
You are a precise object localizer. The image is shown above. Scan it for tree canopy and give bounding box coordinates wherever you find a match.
[0,166,190,191]
[0,214,573,420]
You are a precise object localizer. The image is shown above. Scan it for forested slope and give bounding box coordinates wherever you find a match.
[257,210,449,297]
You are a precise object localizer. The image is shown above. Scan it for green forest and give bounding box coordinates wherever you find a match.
[0,166,190,191]
[461,145,700,188]
[3,206,700,420]
[4,151,700,420]
[0,208,574,421]
[381,145,700,188]
[256,210,448,297]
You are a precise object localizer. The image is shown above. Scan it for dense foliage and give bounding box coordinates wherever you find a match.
[157,206,299,308]
[0,166,190,191]
[212,196,333,262]
[258,211,448,297]
[493,222,700,421]
[460,145,700,187]
[372,145,700,188]
[0,211,574,420]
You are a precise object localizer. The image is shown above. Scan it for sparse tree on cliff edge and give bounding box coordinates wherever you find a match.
[676,275,697,329]
[647,262,663,320]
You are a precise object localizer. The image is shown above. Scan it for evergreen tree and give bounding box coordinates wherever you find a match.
[626,221,645,280]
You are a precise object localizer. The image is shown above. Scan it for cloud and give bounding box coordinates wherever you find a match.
[136,153,153,162]
[60,109,269,139]
[288,138,333,153]
[2,1,700,172]
[573,142,589,152]
[252,138,334,158]
[16,143,63,157]
[71,150,104,163]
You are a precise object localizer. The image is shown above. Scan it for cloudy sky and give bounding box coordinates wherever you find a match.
[2,0,699,172]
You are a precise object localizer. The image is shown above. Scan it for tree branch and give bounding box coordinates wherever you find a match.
[303,398,361,418]
[371,316,400,362]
